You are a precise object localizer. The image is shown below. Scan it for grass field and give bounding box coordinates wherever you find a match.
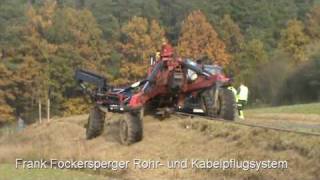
[247,103,320,115]
[0,104,319,180]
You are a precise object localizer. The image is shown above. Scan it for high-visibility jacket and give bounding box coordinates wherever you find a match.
[228,86,238,102]
[237,84,248,101]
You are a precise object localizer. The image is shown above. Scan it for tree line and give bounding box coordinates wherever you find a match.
[0,0,319,124]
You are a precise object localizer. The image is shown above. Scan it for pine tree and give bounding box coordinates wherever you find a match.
[178,10,230,66]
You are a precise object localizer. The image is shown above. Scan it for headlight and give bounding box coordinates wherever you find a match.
[190,73,198,81]
[187,69,198,81]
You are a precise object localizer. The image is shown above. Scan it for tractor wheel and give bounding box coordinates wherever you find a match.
[202,88,215,117]
[119,111,143,145]
[202,88,236,121]
[86,107,105,139]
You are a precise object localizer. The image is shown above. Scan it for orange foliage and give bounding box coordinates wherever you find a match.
[0,64,14,123]
[178,10,230,66]
[116,17,165,84]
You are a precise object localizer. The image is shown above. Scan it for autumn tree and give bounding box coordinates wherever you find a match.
[12,57,43,122]
[47,7,106,71]
[2,2,109,121]
[219,14,244,54]
[232,39,267,82]
[278,19,310,63]
[117,17,165,84]
[178,10,230,66]
[0,64,14,124]
[236,39,268,102]
[149,19,166,51]
[9,2,58,122]
[41,5,109,115]
[306,5,320,40]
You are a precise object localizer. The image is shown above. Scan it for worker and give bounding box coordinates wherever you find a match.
[228,86,238,102]
[196,59,204,70]
[160,42,174,60]
[155,51,161,61]
[226,73,238,103]
[227,75,238,114]
[17,116,25,132]
[237,82,249,119]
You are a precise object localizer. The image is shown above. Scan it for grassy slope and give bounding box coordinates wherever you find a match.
[247,103,320,115]
[245,103,320,134]
[0,113,320,180]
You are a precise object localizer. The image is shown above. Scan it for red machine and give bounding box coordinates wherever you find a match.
[75,43,236,145]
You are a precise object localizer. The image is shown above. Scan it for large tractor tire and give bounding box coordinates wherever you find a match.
[202,87,236,120]
[86,107,105,139]
[119,111,143,145]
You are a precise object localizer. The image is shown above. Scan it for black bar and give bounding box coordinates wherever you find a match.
[75,69,108,89]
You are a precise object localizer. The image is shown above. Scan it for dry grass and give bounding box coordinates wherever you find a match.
[247,103,320,115]
[0,164,107,180]
[0,113,320,180]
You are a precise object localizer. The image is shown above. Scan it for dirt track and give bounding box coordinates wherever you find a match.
[0,113,320,180]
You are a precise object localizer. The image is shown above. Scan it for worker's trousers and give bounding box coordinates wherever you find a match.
[237,100,247,119]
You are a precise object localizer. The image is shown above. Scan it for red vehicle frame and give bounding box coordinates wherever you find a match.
[75,44,236,145]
